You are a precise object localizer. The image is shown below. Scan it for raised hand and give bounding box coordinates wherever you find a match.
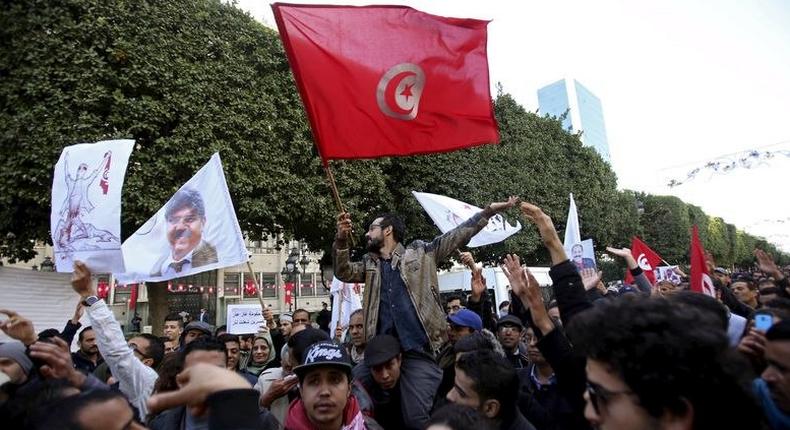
[580,268,603,291]
[261,374,299,408]
[71,261,96,298]
[501,254,528,300]
[754,249,783,280]
[71,300,85,324]
[606,246,637,269]
[335,212,353,244]
[487,196,520,214]
[29,337,85,387]
[519,202,567,264]
[148,363,252,416]
[0,309,37,345]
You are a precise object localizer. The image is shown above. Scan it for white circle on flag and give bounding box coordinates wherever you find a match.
[637,253,652,271]
[376,63,425,120]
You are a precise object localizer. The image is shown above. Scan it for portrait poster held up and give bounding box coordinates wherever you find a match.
[412,191,521,247]
[562,193,597,271]
[116,153,248,283]
[50,139,134,273]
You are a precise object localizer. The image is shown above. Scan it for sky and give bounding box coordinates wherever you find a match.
[235,0,790,251]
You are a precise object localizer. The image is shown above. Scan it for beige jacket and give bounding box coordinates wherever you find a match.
[333,211,492,354]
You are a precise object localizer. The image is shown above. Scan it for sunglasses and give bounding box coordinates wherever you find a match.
[586,381,634,415]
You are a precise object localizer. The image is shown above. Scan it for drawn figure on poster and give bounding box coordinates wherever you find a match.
[55,150,118,251]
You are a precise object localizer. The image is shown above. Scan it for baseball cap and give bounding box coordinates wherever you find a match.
[495,315,523,330]
[447,309,482,331]
[293,341,353,380]
[364,335,401,367]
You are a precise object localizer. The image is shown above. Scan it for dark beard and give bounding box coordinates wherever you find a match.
[367,237,383,254]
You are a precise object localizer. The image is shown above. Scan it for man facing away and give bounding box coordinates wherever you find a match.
[333,196,517,429]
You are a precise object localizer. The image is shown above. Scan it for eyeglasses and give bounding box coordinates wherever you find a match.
[586,381,634,415]
[498,325,522,333]
[128,343,150,358]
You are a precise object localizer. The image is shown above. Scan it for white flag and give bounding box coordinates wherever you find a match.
[412,191,521,247]
[116,153,248,283]
[329,277,362,338]
[51,139,134,273]
[563,193,581,249]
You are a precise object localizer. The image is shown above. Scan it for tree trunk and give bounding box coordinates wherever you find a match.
[147,282,169,336]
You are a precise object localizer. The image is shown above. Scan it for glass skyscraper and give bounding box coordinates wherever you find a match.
[537,79,611,163]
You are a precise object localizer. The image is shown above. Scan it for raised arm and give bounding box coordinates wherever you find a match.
[431,196,519,263]
[519,202,591,326]
[606,246,652,294]
[332,212,366,283]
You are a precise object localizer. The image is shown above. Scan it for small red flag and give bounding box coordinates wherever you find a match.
[284,282,294,305]
[690,225,716,297]
[272,3,499,162]
[624,236,663,285]
[99,151,111,195]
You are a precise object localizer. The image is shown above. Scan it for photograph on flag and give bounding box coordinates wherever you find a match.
[412,191,521,247]
[51,139,134,273]
[116,153,248,283]
[565,239,597,271]
[272,3,499,161]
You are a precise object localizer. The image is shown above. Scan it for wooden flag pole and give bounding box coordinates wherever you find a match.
[323,162,356,247]
[246,261,265,310]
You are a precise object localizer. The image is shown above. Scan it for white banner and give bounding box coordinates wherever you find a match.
[411,191,521,247]
[116,153,247,282]
[329,277,362,338]
[226,304,264,334]
[51,139,134,273]
[565,238,597,271]
[563,193,581,249]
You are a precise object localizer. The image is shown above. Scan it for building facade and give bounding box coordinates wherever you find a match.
[2,236,332,333]
[537,78,611,163]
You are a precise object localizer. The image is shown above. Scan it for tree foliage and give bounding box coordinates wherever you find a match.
[1,0,786,273]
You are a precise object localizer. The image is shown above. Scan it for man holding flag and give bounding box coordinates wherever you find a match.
[333,197,517,429]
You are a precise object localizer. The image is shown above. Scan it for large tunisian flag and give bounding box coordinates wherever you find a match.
[272,3,499,162]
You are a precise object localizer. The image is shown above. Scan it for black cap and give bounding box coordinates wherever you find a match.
[364,335,401,367]
[496,315,524,330]
[293,341,353,380]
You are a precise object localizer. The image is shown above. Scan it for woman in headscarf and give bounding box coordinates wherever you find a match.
[246,330,275,377]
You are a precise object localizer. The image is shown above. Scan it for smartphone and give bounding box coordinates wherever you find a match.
[754,312,773,332]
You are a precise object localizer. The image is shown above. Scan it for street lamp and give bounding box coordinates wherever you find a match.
[40,256,55,272]
[282,247,301,311]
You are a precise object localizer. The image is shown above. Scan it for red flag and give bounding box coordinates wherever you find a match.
[624,236,663,285]
[284,282,294,305]
[272,4,499,162]
[128,283,139,310]
[690,225,716,297]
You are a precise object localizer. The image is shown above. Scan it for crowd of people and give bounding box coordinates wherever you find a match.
[1,198,789,430]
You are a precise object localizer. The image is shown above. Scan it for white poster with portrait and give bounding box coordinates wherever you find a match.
[412,191,521,247]
[50,139,134,273]
[116,153,247,283]
[655,265,682,285]
[565,238,597,272]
